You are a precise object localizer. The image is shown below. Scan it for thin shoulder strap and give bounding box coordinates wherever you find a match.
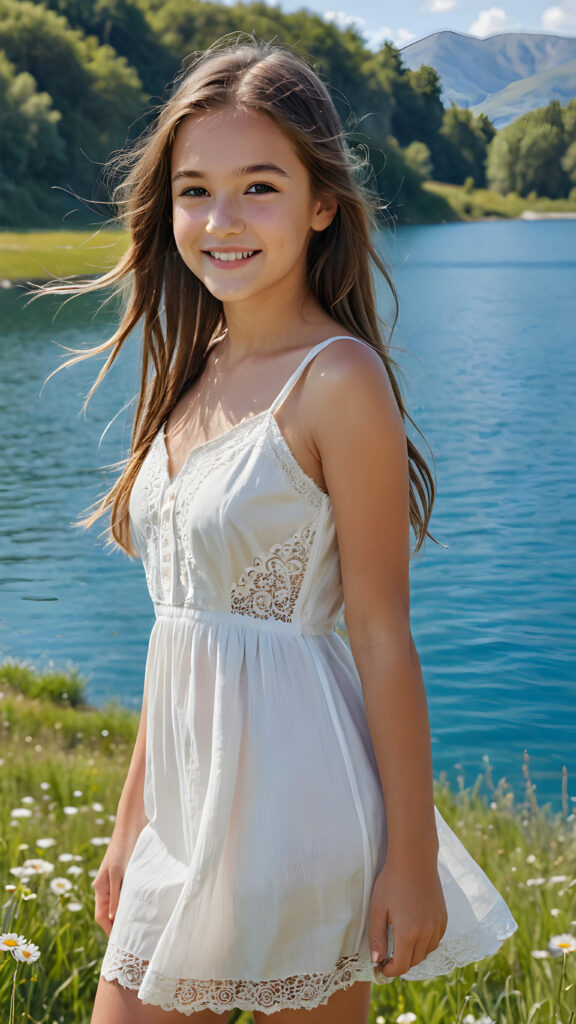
[269,335,369,415]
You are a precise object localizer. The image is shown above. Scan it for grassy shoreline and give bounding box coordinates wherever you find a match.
[2,185,576,282]
[1,659,575,1022]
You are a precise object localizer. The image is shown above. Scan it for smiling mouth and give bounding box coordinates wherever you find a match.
[203,250,260,263]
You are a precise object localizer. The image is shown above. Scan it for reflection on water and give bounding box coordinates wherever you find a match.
[1,219,575,813]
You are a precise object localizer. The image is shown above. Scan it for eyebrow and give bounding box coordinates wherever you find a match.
[171,163,291,183]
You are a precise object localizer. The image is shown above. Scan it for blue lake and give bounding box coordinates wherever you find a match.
[1,220,574,814]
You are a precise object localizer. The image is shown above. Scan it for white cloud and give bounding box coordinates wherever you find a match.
[324,10,366,31]
[364,25,393,48]
[468,6,511,35]
[541,0,576,32]
[419,0,459,12]
[323,11,415,51]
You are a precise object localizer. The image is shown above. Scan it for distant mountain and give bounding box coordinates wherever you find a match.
[400,31,576,128]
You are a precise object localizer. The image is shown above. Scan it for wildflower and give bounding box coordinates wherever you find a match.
[21,796,34,805]
[72,790,83,798]
[35,838,56,849]
[4,885,16,893]
[526,877,546,886]
[67,901,84,912]
[396,1015,417,1024]
[58,853,74,863]
[50,877,73,896]
[376,1017,385,1024]
[22,893,37,901]
[10,808,32,819]
[63,806,79,815]
[22,859,54,876]
[90,836,111,846]
[477,1016,496,1024]
[550,908,561,917]
[548,933,576,956]
[67,865,83,877]
[0,933,25,952]
[526,854,537,864]
[92,802,104,813]
[462,1017,477,1023]
[549,875,568,884]
[14,941,41,963]
[532,949,550,958]
[40,782,50,791]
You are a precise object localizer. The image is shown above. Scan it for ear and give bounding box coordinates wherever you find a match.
[311,192,339,232]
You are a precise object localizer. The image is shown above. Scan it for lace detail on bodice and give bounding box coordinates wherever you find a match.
[171,416,268,592]
[230,521,318,621]
[267,414,325,513]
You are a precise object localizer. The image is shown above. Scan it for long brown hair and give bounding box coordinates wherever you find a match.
[32,34,438,558]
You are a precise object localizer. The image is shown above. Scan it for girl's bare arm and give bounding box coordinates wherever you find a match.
[113,679,149,841]
[306,338,447,972]
[93,680,149,934]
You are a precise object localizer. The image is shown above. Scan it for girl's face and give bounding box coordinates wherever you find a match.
[170,105,337,308]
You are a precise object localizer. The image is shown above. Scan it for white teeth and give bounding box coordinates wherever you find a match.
[208,251,255,261]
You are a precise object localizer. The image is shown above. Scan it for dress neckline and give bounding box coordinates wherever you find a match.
[160,333,368,489]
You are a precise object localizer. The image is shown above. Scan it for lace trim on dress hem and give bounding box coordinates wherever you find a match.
[101,897,517,1014]
[101,943,366,1015]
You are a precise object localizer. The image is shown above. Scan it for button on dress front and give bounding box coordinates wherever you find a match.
[100,335,518,1015]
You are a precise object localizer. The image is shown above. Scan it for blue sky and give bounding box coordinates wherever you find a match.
[273,0,576,51]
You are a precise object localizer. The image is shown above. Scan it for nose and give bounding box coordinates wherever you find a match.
[205,194,244,236]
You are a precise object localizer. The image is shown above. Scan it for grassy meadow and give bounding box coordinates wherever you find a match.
[0,229,129,283]
[1,659,575,1024]
[422,182,576,221]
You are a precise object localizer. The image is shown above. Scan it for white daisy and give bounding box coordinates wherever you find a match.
[22,859,54,876]
[49,877,73,896]
[548,933,576,956]
[14,941,41,963]
[0,933,26,952]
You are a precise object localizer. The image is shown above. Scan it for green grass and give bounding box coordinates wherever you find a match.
[1,660,575,1023]
[0,229,129,282]
[423,181,576,221]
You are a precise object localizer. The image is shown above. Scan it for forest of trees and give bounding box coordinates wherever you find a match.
[0,0,575,227]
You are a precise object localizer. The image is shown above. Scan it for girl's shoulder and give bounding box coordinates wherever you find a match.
[306,332,390,394]
[302,332,401,440]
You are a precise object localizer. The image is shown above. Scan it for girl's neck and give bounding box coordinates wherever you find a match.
[221,287,335,360]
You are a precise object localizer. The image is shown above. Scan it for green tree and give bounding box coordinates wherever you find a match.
[436,103,489,186]
[516,123,568,197]
[40,0,173,96]
[0,49,65,224]
[403,141,433,180]
[0,0,146,201]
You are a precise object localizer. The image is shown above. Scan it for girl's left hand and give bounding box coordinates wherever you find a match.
[368,852,448,979]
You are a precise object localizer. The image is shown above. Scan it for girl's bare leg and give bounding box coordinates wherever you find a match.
[253,980,372,1024]
[90,976,225,1024]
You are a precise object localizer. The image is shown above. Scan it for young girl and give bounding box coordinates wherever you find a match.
[39,36,517,1023]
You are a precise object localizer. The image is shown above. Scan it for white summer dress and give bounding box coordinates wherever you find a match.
[100,334,518,1015]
